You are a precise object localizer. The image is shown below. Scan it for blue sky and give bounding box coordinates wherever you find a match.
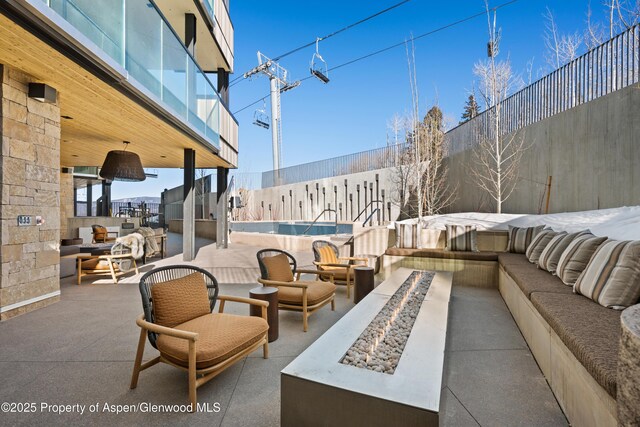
[111,0,600,200]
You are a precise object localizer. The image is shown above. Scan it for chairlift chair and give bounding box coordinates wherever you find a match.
[310,38,330,84]
[253,102,270,129]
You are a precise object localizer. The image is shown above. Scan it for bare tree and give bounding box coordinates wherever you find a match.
[417,106,456,215]
[471,1,528,214]
[405,37,426,219]
[544,7,582,69]
[389,138,418,220]
[586,0,640,48]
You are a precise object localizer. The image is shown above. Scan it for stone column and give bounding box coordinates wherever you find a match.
[0,65,61,320]
[618,305,640,424]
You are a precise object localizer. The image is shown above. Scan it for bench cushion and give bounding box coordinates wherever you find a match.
[498,252,531,266]
[157,313,268,369]
[530,292,621,397]
[385,248,497,261]
[501,262,573,298]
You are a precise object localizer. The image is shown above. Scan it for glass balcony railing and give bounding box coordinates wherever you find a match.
[39,0,220,148]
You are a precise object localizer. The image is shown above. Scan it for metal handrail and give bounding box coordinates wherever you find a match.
[353,200,384,222]
[362,209,379,227]
[302,209,337,235]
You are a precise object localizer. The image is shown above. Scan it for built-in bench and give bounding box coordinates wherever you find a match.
[380,230,505,287]
[498,256,620,426]
[377,228,638,426]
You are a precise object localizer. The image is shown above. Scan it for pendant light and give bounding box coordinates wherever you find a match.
[99,141,146,182]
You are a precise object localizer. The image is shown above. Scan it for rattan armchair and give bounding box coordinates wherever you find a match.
[257,249,336,332]
[130,265,269,410]
[312,240,369,299]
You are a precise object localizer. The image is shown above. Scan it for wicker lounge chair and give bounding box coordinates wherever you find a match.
[130,265,269,409]
[257,249,336,332]
[312,240,368,299]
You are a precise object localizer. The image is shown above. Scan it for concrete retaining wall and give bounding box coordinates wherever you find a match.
[245,83,639,216]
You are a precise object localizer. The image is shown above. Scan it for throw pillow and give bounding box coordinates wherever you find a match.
[556,234,608,286]
[574,240,640,309]
[395,223,421,249]
[151,272,211,328]
[525,230,565,264]
[445,225,478,252]
[507,225,545,253]
[538,230,591,274]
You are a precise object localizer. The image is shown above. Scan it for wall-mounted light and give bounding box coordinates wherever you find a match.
[28,83,57,104]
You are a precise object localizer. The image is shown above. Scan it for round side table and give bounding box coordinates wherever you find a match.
[353,266,375,304]
[250,286,279,342]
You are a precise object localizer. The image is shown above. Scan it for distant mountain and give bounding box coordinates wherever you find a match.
[112,196,161,204]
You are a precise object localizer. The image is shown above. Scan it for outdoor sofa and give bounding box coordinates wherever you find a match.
[379,227,639,426]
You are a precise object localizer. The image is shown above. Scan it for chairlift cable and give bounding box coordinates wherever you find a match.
[229,0,413,86]
[233,0,520,115]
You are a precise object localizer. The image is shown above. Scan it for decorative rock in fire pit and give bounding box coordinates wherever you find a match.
[341,271,434,374]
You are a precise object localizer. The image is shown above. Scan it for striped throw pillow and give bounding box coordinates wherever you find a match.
[556,234,607,286]
[574,240,640,309]
[445,225,478,252]
[507,225,545,253]
[538,230,591,274]
[395,223,421,249]
[525,230,565,264]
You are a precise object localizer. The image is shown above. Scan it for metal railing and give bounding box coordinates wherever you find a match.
[261,143,410,188]
[302,209,337,235]
[449,24,640,153]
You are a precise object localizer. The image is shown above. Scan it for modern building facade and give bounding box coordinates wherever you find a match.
[0,0,238,319]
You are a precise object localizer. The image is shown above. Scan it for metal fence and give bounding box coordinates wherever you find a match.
[261,143,410,188]
[451,24,640,148]
[260,26,640,189]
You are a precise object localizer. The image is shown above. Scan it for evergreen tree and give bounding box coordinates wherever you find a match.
[460,94,479,124]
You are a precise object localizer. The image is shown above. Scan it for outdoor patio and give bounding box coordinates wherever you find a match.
[0,236,567,426]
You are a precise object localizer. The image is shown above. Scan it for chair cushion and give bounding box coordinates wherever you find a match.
[525,230,565,264]
[507,225,545,253]
[445,224,478,252]
[538,231,591,274]
[319,266,354,283]
[277,281,336,305]
[530,292,621,397]
[81,258,111,271]
[385,248,498,261]
[157,313,268,369]
[574,240,640,309]
[557,234,607,286]
[317,245,338,264]
[262,253,294,282]
[501,262,573,299]
[151,273,211,328]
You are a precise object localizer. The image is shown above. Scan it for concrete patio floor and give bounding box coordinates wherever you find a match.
[0,239,567,426]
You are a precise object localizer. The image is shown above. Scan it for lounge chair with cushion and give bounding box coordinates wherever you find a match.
[312,240,369,299]
[257,249,336,332]
[130,265,269,409]
[91,224,118,243]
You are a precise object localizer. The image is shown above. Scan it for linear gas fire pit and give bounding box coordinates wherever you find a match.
[281,268,453,427]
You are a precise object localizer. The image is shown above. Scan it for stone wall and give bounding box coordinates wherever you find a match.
[59,169,74,239]
[0,65,61,320]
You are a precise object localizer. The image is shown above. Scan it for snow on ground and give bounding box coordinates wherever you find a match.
[394,206,640,241]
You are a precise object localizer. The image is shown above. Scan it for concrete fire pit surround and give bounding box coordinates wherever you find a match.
[281,268,453,427]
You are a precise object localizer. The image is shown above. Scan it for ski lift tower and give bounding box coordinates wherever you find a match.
[244,52,300,172]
